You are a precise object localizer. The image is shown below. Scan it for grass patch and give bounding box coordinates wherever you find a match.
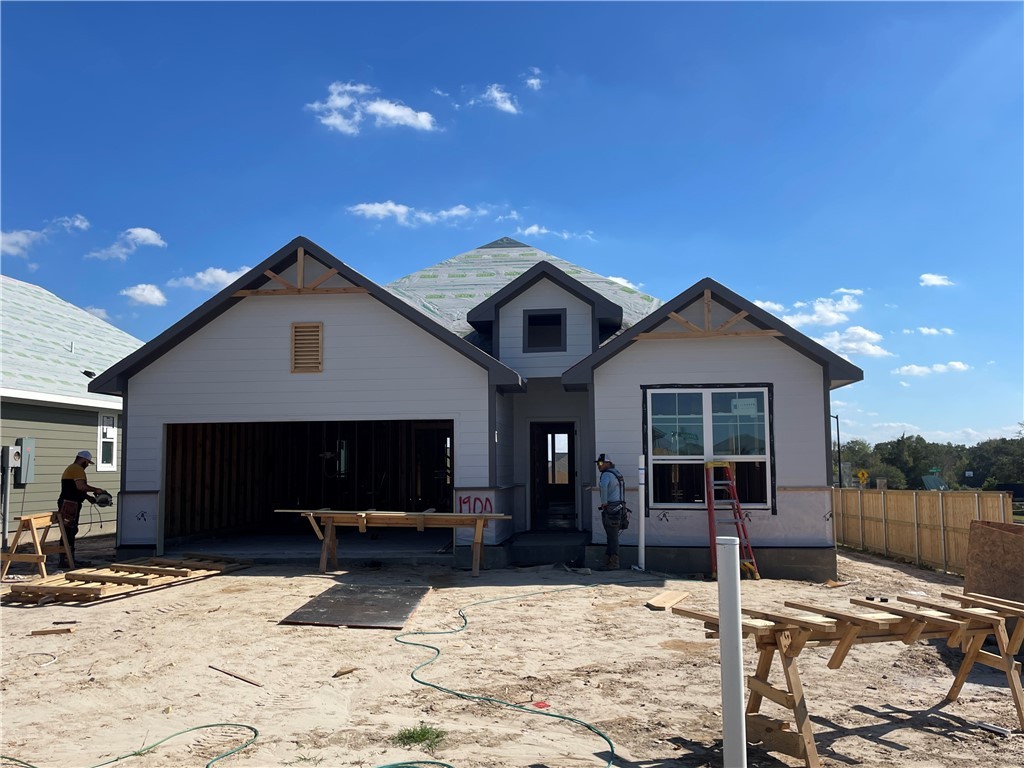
[392,724,446,753]
[285,755,324,766]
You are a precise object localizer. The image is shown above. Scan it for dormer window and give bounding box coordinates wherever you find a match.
[523,309,566,353]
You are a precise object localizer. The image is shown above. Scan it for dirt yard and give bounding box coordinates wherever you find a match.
[2,540,1022,768]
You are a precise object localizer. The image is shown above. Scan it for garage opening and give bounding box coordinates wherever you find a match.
[163,420,453,539]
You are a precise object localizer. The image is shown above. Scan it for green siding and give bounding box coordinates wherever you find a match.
[1,402,123,535]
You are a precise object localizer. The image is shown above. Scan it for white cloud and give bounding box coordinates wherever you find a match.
[891,361,971,376]
[431,87,450,98]
[783,294,861,327]
[2,213,91,257]
[516,224,595,241]
[84,306,110,321]
[348,200,485,228]
[167,266,251,291]
[920,273,955,287]
[899,381,910,387]
[495,210,522,222]
[481,84,519,114]
[753,299,786,314]
[832,288,863,295]
[1,229,46,257]
[87,227,167,261]
[364,99,437,131]
[917,326,954,335]
[609,276,642,291]
[307,81,437,136]
[814,326,893,357]
[120,283,167,306]
[523,68,543,91]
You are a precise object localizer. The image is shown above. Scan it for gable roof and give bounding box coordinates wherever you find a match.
[88,237,524,397]
[562,277,864,390]
[385,238,662,338]
[466,260,623,333]
[1,275,143,409]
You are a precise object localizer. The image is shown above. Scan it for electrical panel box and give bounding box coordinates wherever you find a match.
[2,446,21,468]
[15,437,36,483]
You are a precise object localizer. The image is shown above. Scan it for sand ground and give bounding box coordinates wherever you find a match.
[1,539,1022,768]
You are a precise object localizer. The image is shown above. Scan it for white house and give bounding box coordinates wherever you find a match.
[90,236,862,579]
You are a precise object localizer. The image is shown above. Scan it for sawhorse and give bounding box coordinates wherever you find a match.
[0,512,75,579]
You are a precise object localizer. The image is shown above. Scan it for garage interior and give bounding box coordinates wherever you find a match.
[162,420,454,542]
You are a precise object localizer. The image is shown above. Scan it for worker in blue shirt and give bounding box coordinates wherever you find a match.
[597,454,626,570]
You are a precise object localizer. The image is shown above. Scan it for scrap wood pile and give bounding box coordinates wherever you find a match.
[1,555,250,605]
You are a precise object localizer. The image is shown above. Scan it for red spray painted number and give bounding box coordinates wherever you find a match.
[458,495,493,514]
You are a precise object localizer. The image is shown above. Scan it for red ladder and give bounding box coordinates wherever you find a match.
[704,461,760,579]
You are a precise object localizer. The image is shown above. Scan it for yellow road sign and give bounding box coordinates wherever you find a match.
[856,469,869,483]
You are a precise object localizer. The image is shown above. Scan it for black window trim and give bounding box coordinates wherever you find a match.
[522,308,567,353]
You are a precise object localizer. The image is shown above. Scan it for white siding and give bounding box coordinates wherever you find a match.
[591,323,831,547]
[497,279,593,377]
[123,293,491,500]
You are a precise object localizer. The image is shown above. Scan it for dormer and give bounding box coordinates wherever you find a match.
[467,261,623,378]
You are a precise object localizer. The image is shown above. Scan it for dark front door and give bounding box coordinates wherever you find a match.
[529,422,576,530]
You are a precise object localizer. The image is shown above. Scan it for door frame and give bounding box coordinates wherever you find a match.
[527,419,580,531]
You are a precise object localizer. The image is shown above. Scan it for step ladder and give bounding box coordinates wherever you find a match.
[704,461,760,580]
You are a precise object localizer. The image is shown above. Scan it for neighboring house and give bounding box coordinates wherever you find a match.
[89,236,862,578]
[0,275,144,544]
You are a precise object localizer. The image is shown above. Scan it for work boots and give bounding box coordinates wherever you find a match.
[600,555,620,571]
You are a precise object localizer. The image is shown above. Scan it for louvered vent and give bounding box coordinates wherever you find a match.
[291,322,323,373]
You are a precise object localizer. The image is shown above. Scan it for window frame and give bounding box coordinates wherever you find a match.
[96,412,117,472]
[643,383,776,512]
[522,308,567,353]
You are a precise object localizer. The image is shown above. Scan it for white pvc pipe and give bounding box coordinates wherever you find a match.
[717,535,747,768]
[637,454,646,571]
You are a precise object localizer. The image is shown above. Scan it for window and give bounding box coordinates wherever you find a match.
[292,322,323,373]
[97,413,117,472]
[523,309,566,353]
[647,386,771,507]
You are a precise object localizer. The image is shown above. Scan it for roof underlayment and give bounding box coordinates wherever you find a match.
[385,237,664,338]
[1,275,144,406]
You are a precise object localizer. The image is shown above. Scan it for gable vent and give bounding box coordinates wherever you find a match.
[291,322,323,373]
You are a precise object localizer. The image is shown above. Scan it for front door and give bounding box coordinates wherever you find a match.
[529,422,576,530]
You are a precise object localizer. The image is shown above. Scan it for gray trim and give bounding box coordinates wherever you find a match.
[522,308,567,353]
[823,370,835,487]
[467,261,622,333]
[563,277,863,389]
[487,386,497,488]
[90,237,525,397]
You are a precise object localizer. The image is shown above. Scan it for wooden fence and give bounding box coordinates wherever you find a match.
[832,488,1014,575]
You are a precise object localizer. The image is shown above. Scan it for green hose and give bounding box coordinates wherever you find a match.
[1,722,258,768]
[382,581,655,768]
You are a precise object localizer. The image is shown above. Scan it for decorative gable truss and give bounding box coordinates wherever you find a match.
[639,289,783,341]
[233,246,369,298]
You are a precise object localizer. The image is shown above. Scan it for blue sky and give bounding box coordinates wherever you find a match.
[2,1,1021,447]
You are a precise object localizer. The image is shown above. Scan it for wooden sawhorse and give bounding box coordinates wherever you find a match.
[276,510,511,576]
[1,512,75,579]
[674,591,1024,768]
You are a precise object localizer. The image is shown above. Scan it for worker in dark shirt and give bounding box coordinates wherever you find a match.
[57,450,106,568]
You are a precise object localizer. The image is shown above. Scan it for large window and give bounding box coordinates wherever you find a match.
[97,413,117,472]
[647,387,771,507]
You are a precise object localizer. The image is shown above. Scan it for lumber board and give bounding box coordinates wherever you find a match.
[672,605,776,635]
[747,675,795,709]
[109,563,194,577]
[742,608,836,633]
[64,569,159,586]
[646,590,691,611]
[783,601,902,629]
[848,599,964,630]
[30,626,76,636]
[896,596,1001,623]
[962,592,1024,612]
[746,714,805,758]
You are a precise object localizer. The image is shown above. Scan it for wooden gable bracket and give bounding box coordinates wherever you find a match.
[640,289,783,340]
[234,248,369,297]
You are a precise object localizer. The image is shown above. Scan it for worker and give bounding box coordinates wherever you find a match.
[597,453,626,570]
[57,450,106,568]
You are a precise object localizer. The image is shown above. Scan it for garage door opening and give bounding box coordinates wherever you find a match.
[163,420,453,540]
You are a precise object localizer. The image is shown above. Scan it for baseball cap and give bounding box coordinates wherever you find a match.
[596,453,607,464]
[76,450,94,463]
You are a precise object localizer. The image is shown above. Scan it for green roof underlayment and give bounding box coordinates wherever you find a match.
[385,238,663,339]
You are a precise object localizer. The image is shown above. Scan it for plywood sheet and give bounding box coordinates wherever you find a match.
[965,521,1024,605]
[280,584,430,630]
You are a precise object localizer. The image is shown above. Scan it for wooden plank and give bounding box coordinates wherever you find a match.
[109,564,194,577]
[849,599,964,630]
[896,595,1001,623]
[673,606,776,636]
[742,608,836,633]
[30,626,76,636]
[64,569,158,586]
[10,581,110,596]
[747,675,795,709]
[646,590,692,611]
[777,631,821,768]
[746,714,805,759]
[783,601,901,629]
[826,623,862,669]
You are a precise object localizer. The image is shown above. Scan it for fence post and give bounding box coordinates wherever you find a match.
[974,492,980,521]
[913,491,921,567]
[939,492,947,573]
[1001,492,1007,523]
[858,490,864,550]
[881,490,888,557]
